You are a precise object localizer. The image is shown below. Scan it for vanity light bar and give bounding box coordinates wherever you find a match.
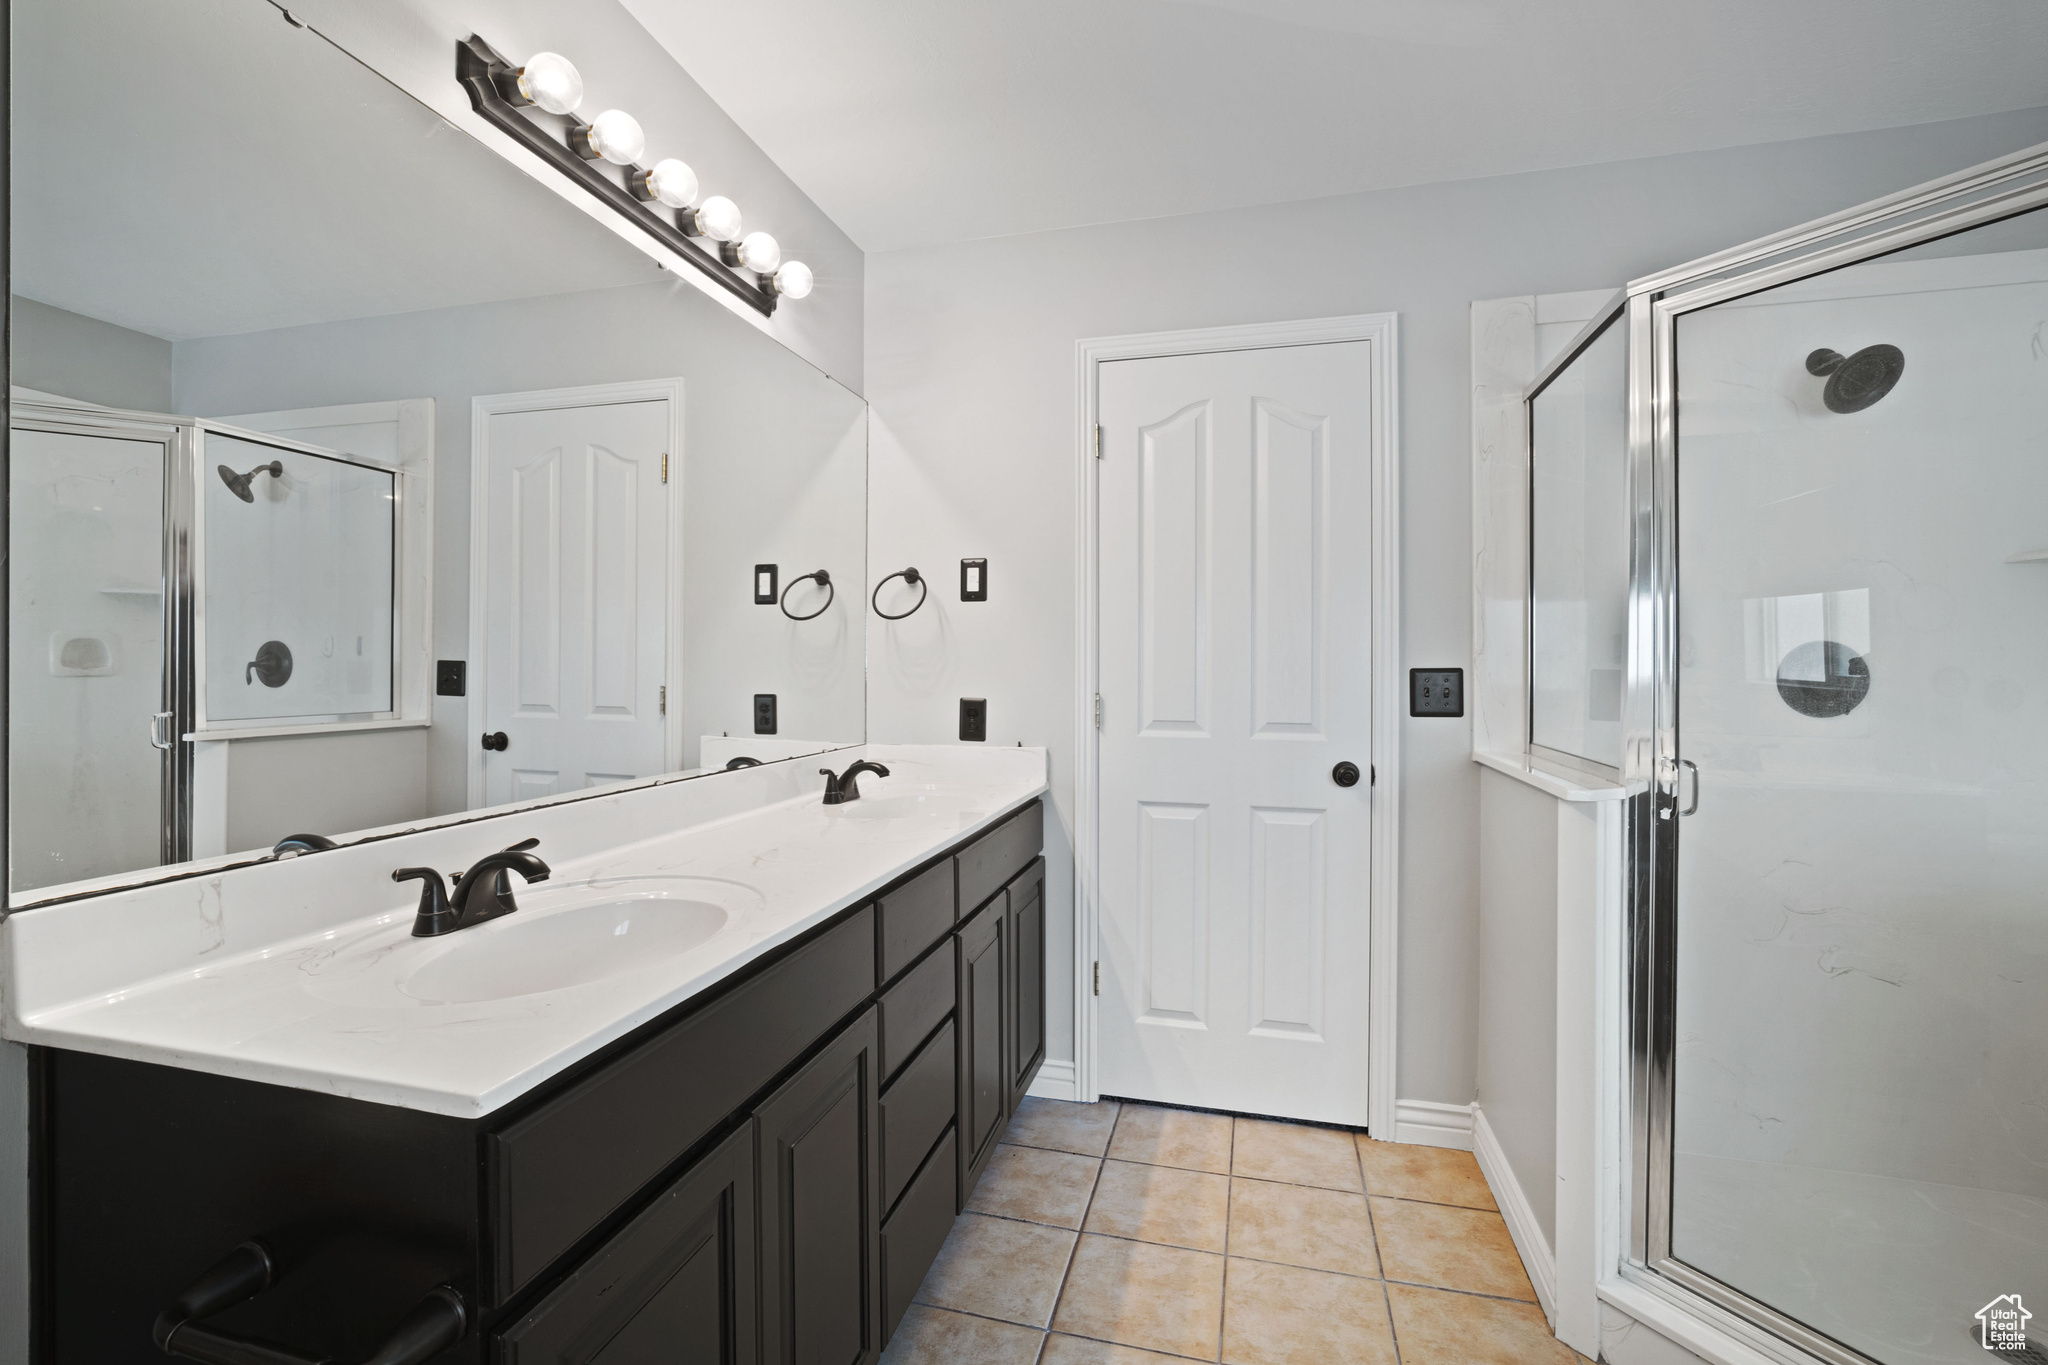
[455,36,813,314]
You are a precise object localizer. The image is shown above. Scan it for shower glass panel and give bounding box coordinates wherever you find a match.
[201,432,395,725]
[1531,313,1628,769]
[9,421,171,892]
[1670,204,2048,1363]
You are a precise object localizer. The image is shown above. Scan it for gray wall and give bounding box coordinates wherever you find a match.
[286,0,865,396]
[11,295,171,410]
[1477,767,1558,1245]
[862,104,2048,1101]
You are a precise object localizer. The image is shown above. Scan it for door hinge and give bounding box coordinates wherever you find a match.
[661,452,669,483]
[1093,424,1103,459]
[659,684,667,715]
[1093,961,1100,996]
[1094,694,1102,728]
[1370,764,1376,787]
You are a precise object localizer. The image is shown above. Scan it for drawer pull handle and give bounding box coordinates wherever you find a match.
[153,1239,466,1365]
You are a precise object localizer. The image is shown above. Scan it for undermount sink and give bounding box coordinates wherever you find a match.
[824,793,961,822]
[398,880,751,1004]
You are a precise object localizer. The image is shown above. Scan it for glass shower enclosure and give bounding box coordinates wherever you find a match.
[1621,147,2048,1363]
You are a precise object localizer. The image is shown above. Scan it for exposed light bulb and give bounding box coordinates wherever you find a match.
[583,109,645,165]
[693,195,742,243]
[736,232,781,274]
[772,261,814,300]
[516,52,583,115]
[643,158,699,210]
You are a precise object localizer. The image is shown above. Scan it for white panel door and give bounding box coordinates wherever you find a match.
[1097,342,1375,1124]
[482,400,669,805]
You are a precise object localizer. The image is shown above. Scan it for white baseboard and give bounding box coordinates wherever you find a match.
[1027,1058,1079,1101]
[1393,1098,1475,1149]
[1472,1105,1557,1321]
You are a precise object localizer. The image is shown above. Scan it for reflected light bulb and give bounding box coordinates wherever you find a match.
[585,109,645,165]
[695,195,742,243]
[736,232,781,274]
[644,158,698,209]
[517,52,583,115]
[772,261,814,299]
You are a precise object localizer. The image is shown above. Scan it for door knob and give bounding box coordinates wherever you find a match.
[481,731,509,752]
[1332,761,1361,788]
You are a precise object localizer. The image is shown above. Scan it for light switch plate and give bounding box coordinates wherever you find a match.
[1410,668,1464,717]
[754,564,778,605]
[960,558,987,602]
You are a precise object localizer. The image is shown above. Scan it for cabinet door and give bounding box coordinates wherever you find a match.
[955,896,1010,1200]
[756,1007,882,1365]
[497,1125,756,1365]
[1006,861,1047,1114]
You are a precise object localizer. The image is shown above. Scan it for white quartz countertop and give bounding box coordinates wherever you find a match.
[1,746,1047,1118]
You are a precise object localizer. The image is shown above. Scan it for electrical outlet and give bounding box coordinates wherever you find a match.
[959,697,987,742]
[435,660,466,697]
[753,564,778,605]
[753,693,778,734]
[960,558,988,601]
[1410,668,1464,717]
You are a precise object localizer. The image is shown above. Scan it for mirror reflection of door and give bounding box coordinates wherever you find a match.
[477,395,674,807]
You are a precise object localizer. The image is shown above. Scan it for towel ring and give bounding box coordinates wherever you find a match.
[872,567,927,621]
[780,569,833,621]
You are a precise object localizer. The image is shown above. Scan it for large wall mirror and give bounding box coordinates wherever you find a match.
[9,0,868,902]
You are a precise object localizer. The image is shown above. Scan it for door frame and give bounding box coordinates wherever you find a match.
[1072,314,1401,1134]
[467,379,686,810]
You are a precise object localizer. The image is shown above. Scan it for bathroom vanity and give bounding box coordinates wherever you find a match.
[12,751,1046,1363]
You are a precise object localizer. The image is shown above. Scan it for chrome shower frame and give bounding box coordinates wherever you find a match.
[1618,140,2048,1365]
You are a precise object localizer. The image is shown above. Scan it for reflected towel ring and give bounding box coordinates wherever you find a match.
[780,569,833,621]
[872,567,927,621]
[724,756,762,769]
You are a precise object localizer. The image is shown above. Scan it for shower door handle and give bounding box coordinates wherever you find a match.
[1679,759,1700,816]
[150,712,174,752]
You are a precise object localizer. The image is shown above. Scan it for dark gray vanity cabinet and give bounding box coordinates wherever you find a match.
[956,891,1012,1195]
[1006,858,1048,1116]
[497,1126,757,1365]
[34,797,1046,1365]
[754,1009,883,1365]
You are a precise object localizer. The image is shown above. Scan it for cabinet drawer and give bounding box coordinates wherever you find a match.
[879,1019,955,1215]
[881,1127,958,1344]
[878,859,956,983]
[957,800,1043,916]
[487,906,876,1305]
[877,942,953,1081]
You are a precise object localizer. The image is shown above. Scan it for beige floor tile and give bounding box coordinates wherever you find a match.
[1230,1119,1364,1192]
[1227,1177,1379,1277]
[880,1304,1048,1365]
[1008,1096,1124,1157]
[1370,1198,1537,1302]
[1084,1159,1230,1252]
[1221,1258,1397,1365]
[1385,1283,1579,1364]
[1052,1232,1225,1359]
[1040,1335,1199,1365]
[967,1143,1102,1228]
[1107,1105,1234,1174]
[915,1212,1079,1327]
[1355,1137,1497,1210]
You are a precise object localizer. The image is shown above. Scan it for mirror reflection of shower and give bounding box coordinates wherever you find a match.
[217,460,282,502]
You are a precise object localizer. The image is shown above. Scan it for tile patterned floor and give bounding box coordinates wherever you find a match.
[885,1098,1597,1365]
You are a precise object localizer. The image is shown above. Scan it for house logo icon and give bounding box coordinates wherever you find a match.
[1978,1295,2033,1352]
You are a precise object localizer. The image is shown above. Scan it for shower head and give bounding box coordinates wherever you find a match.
[1804,344,1904,413]
[217,460,283,502]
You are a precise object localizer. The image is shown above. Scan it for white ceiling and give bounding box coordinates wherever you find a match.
[620,0,2048,253]
[15,0,658,341]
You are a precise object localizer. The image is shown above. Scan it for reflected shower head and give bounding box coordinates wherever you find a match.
[217,460,283,502]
